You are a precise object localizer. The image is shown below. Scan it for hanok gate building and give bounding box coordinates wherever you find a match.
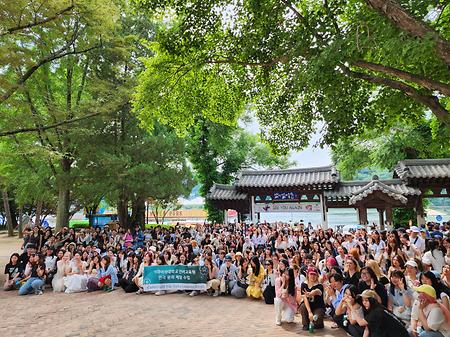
[207,159,450,229]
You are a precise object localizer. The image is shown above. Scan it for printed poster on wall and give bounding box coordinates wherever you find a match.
[254,202,321,213]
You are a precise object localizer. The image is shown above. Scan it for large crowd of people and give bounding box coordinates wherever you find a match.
[3,220,450,337]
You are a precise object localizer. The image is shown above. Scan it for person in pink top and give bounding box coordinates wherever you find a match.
[274,259,297,326]
[123,229,133,249]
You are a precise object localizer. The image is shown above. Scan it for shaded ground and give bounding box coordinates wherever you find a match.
[0,233,347,337]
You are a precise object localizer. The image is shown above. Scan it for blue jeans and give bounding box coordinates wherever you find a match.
[18,277,44,295]
[419,332,444,337]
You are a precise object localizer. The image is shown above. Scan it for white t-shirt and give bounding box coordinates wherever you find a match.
[342,239,358,252]
[422,250,446,273]
[410,235,426,253]
[369,240,386,257]
[411,301,450,337]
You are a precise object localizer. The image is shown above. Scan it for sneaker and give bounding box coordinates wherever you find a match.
[189,290,199,297]
[155,291,165,296]
[35,290,43,295]
[275,321,281,326]
[136,289,143,294]
[213,290,219,297]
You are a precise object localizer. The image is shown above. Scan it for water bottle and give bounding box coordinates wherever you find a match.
[309,322,314,333]
[343,314,348,327]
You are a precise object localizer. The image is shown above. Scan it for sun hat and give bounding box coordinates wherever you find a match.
[414,284,436,299]
[405,260,418,268]
[235,252,243,256]
[343,231,354,237]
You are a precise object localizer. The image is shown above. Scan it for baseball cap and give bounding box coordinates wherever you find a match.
[307,267,318,275]
[414,284,436,299]
[410,226,420,233]
[422,256,432,266]
[225,254,232,261]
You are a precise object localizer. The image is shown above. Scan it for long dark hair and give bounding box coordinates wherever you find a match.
[390,270,408,296]
[8,253,20,265]
[421,271,450,298]
[427,240,445,258]
[101,255,111,269]
[251,256,261,276]
[287,267,295,296]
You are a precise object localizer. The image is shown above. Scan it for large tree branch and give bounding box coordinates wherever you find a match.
[0,112,101,137]
[206,54,290,68]
[0,43,101,106]
[341,64,449,124]
[354,60,450,96]
[365,0,450,66]
[1,3,75,37]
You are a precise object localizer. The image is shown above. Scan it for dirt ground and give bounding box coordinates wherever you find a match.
[0,232,347,337]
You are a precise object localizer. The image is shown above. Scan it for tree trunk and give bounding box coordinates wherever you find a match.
[56,185,70,231]
[55,157,72,231]
[130,196,146,227]
[2,189,14,236]
[35,200,43,226]
[18,206,23,238]
[117,197,129,229]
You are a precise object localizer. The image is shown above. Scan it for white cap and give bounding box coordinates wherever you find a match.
[343,231,354,237]
[405,260,418,268]
[422,256,432,265]
[410,226,420,233]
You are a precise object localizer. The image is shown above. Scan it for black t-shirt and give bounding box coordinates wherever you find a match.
[344,271,360,287]
[30,263,45,279]
[365,306,409,337]
[4,263,23,279]
[19,252,30,269]
[301,283,325,310]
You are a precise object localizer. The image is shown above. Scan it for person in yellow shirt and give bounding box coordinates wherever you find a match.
[247,256,265,299]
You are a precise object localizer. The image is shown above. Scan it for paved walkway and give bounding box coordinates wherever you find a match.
[0,233,347,337]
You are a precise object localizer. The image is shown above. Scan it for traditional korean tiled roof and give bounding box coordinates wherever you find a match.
[348,178,413,205]
[394,158,450,180]
[207,184,248,200]
[325,179,421,202]
[235,166,339,189]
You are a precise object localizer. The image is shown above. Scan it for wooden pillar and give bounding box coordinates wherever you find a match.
[357,206,368,225]
[416,198,425,226]
[385,206,393,229]
[224,209,229,225]
[319,194,328,229]
[378,208,385,230]
[250,196,256,223]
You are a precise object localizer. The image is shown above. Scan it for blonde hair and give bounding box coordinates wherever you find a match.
[366,259,386,279]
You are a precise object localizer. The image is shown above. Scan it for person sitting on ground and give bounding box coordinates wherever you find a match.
[325,272,350,330]
[420,271,450,312]
[134,252,153,294]
[246,256,265,299]
[353,289,409,337]
[231,257,250,298]
[358,266,388,307]
[98,255,118,292]
[18,253,46,296]
[335,285,364,337]
[274,259,296,326]
[86,255,102,292]
[119,254,140,293]
[204,254,220,297]
[405,260,421,288]
[410,284,450,337]
[64,251,88,293]
[52,251,71,292]
[3,253,23,291]
[387,270,413,327]
[344,257,361,287]
[299,267,325,331]
[218,254,238,295]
